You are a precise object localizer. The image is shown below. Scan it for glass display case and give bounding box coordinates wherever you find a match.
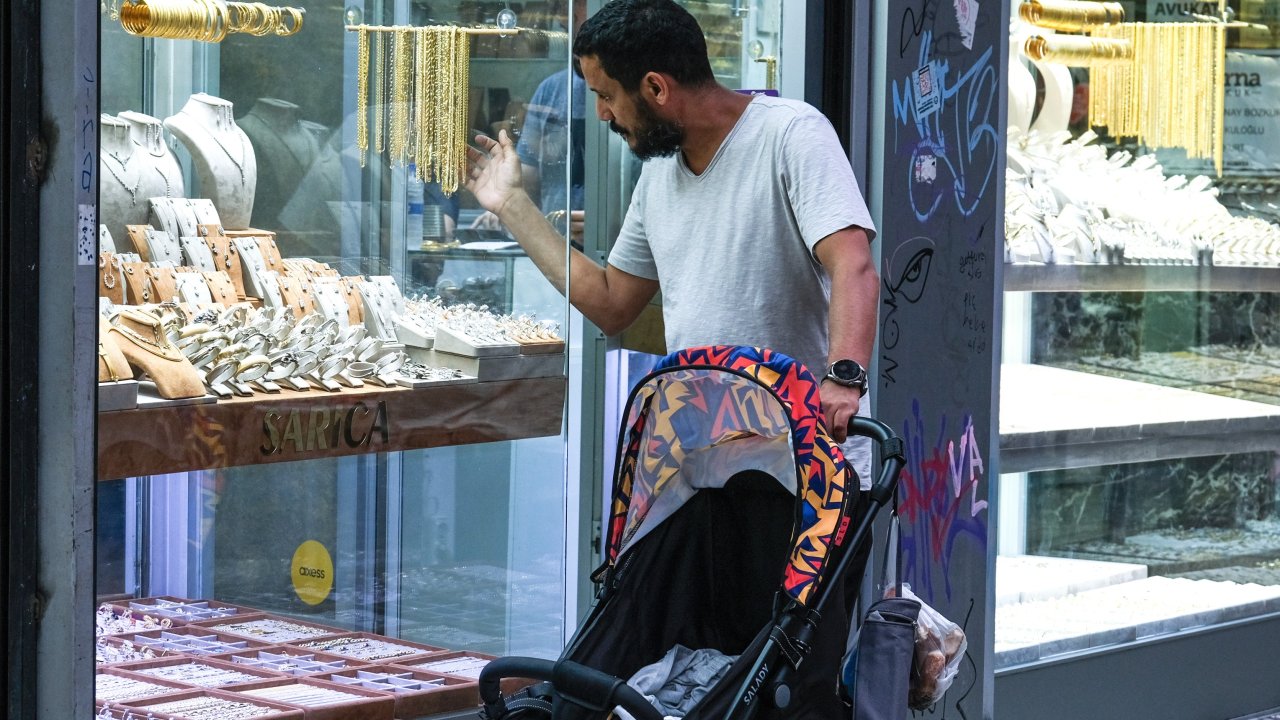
[94,2,576,717]
[998,0,1280,671]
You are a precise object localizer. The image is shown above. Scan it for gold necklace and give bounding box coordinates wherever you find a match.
[390,28,412,164]
[110,315,185,361]
[357,26,370,166]
[374,30,386,155]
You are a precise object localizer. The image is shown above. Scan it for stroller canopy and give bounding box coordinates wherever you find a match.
[608,346,856,607]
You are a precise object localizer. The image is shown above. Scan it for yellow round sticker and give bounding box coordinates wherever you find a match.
[291,540,334,606]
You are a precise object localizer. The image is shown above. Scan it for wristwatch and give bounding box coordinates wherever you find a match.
[823,359,868,396]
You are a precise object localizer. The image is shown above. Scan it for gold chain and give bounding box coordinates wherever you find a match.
[353,24,474,194]
[1089,21,1224,173]
[374,30,386,155]
[357,26,370,166]
[389,28,411,164]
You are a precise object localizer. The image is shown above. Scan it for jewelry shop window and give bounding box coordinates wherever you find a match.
[998,0,1280,669]
[94,2,576,717]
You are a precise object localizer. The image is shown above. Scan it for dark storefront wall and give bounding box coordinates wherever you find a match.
[5,0,45,717]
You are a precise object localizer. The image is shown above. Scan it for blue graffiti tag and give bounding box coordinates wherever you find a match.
[891,32,999,222]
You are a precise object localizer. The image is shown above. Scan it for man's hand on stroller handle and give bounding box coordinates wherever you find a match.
[820,380,862,443]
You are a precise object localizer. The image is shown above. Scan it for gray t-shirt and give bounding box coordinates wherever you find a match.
[608,95,878,488]
[608,94,876,377]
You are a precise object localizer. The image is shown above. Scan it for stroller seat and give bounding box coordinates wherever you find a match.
[478,346,903,720]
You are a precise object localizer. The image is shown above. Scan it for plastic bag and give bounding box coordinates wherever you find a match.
[888,584,967,710]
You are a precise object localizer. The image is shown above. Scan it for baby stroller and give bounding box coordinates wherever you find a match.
[479,346,905,720]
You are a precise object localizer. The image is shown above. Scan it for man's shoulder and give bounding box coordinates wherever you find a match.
[746,95,825,125]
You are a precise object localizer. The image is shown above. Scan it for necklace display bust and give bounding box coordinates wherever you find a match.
[164,93,258,230]
[119,110,186,201]
[238,97,320,229]
[101,114,151,234]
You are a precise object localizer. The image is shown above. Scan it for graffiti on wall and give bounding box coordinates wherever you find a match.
[890,23,1000,223]
[897,398,989,603]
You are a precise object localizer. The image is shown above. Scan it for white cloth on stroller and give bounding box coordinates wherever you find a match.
[613,644,739,720]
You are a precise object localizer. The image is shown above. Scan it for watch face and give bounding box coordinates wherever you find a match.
[832,359,863,381]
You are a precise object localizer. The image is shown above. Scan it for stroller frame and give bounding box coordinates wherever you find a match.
[479,346,906,720]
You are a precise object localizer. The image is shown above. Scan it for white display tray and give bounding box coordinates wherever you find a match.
[433,325,521,358]
[407,347,564,382]
[98,380,139,412]
[395,320,435,349]
[396,372,479,389]
[135,382,218,408]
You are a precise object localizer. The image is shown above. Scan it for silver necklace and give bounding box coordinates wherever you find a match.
[197,114,248,188]
[103,151,141,206]
[155,165,173,198]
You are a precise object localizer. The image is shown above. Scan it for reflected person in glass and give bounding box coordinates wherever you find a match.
[473,0,587,246]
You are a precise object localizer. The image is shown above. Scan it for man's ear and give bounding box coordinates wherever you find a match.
[642,71,672,105]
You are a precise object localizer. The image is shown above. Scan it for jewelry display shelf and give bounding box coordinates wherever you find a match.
[1000,364,1280,474]
[97,376,566,480]
[1003,262,1280,293]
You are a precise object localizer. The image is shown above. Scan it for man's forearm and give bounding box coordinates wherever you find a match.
[497,191,641,332]
[826,241,879,371]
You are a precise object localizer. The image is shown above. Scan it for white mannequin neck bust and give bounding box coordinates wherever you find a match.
[118,110,186,201]
[101,114,155,235]
[164,93,258,230]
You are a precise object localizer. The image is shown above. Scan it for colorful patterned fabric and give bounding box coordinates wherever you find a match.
[607,346,857,607]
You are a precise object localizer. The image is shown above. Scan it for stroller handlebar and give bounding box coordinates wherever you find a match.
[847,416,906,506]
[479,656,664,720]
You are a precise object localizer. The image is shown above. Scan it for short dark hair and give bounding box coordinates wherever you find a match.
[572,0,715,92]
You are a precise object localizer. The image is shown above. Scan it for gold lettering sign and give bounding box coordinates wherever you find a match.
[261,400,391,456]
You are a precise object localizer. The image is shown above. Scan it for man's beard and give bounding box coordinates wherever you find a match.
[609,93,683,160]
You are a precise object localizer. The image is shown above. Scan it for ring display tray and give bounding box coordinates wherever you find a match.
[395,320,435,349]
[432,325,521,358]
[99,380,139,412]
[223,676,397,720]
[410,347,564,383]
[189,614,348,644]
[111,596,253,623]
[116,687,304,720]
[284,632,444,665]
[96,668,193,704]
[396,374,479,389]
[117,627,272,657]
[208,645,369,677]
[110,655,285,687]
[313,665,477,719]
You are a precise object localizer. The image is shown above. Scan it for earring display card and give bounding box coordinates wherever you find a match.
[146,229,184,266]
[175,272,215,306]
[180,235,218,271]
[233,237,271,299]
[189,198,222,226]
[368,275,406,315]
[100,224,118,254]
